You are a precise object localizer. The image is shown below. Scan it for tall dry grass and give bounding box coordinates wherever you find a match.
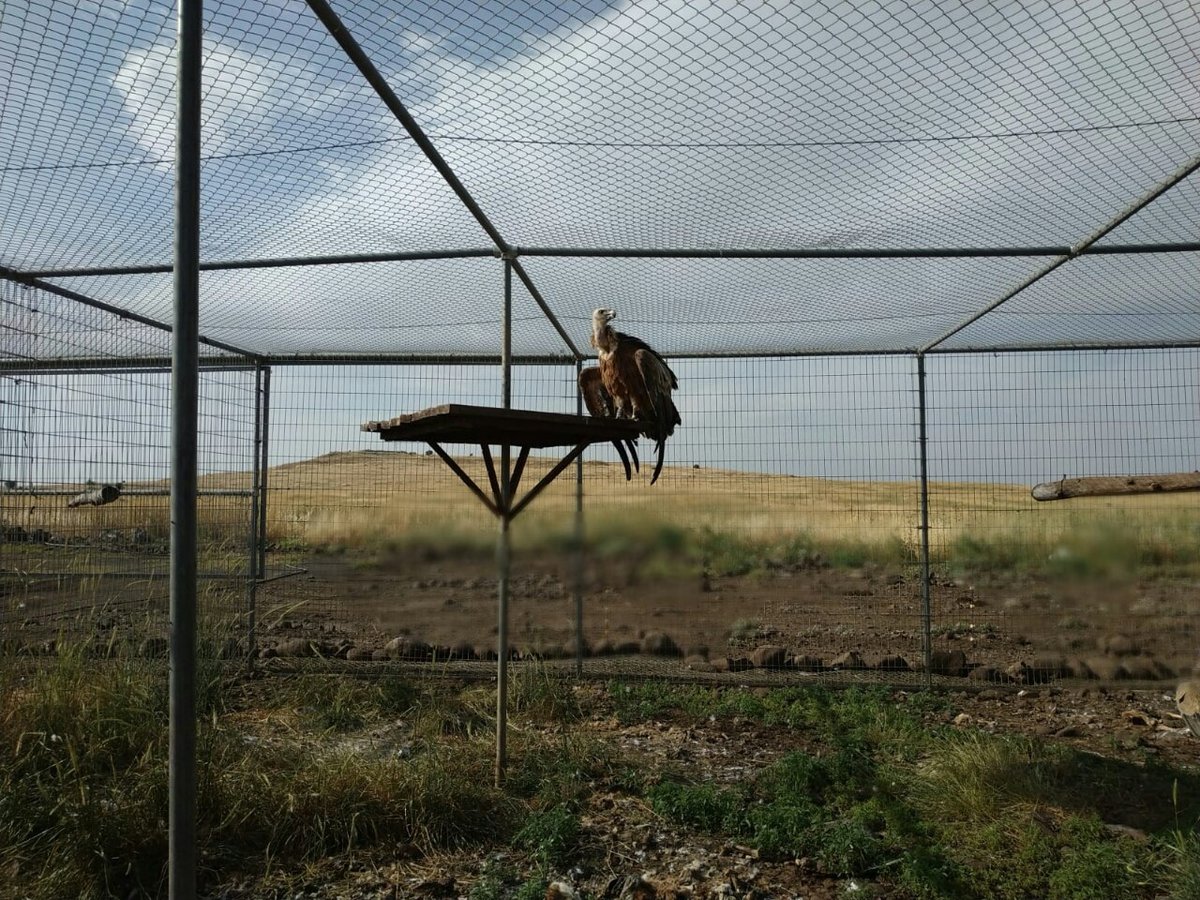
[7,450,1200,574]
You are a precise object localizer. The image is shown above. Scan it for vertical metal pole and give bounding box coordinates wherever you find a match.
[573,359,585,677]
[916,353,933,689]
[246,363,263,665]
[496,258,513,787]
[170,0,202,895]
[256,366,271,578]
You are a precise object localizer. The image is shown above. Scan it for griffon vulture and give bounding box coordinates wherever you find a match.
[582,307,680,485]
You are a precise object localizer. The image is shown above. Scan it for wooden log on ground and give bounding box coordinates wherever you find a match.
[1032,472,1200,501]
[67,483,123,508]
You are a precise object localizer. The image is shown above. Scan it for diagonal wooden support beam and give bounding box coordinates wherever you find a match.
[509,446,531,498]
[429,442,500,517]
[480,444,502,509]
[509,444,588,521]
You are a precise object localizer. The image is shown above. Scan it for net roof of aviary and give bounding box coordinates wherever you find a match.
[1,0,1199,361]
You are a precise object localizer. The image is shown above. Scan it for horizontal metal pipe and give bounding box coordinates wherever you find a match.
[7,341,1200,375]
[513,242,1200,259]
[18,242,1199,281]
[22,248,497,278]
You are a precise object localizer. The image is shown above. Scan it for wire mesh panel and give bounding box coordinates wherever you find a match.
[924,348,1200,684]
[0,283,257,653]
[253,359,576,657]
[253,355,928,682]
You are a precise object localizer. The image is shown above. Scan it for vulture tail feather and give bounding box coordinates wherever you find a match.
[650,438,666,485]
[614,439,633,481]
[625,439,640,473]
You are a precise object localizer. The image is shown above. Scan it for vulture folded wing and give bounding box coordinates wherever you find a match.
[578,366,638,480]
[633,348,681,484]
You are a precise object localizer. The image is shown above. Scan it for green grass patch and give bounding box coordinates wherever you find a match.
[4,658,1198,900]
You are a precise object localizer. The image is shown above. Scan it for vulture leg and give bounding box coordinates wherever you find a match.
[578,367,638,481]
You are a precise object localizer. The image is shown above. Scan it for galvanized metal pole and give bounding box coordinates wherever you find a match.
[170,0,202,895]
[573,359,585,677]
[256,366,271,579]
[496,258,513,786]
[246,364,263,665]
[916,353,933,688]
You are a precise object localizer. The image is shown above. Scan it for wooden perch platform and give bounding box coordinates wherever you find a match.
[362,404,642,448]
[1032,472,1200,501]
[363,404,643,520]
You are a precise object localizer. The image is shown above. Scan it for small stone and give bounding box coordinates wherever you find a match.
[274,638,313,658]
[749,645,788,669]
[830,650,867,670]
[1103,634,1139,657]
[953,712,971,725]
[711,656,753,673]
[968,665,1009,683]
[788,654,825,672]
[641,632,681,656]
[929,649,968,677]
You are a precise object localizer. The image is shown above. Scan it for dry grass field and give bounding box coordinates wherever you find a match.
[5,449,1200,677]
[8,448,1199,568]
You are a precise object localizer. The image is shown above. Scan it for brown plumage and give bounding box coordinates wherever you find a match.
[585,307,680,484]
[578,366,639,480]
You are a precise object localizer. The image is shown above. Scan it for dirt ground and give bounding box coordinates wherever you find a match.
[248,548,1198,683]
[4,542,1196,681]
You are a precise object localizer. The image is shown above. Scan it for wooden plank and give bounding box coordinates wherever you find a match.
[362,403,642,449]
[1032,472,1200,501]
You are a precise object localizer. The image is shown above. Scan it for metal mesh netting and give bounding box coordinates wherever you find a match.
[1,283,256,649]
[2,0,1198,356]
[197,352,1196,683]
[345,0,1200,250]
[923,349,1200,680]
[941,250,1200,350]
[252,356,927,673]
[47,258,572,358]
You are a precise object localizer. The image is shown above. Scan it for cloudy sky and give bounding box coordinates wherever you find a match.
[2,0,1199,357]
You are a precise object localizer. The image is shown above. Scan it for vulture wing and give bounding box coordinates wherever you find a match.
[578,366,638,480]
[633,348,681,484]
